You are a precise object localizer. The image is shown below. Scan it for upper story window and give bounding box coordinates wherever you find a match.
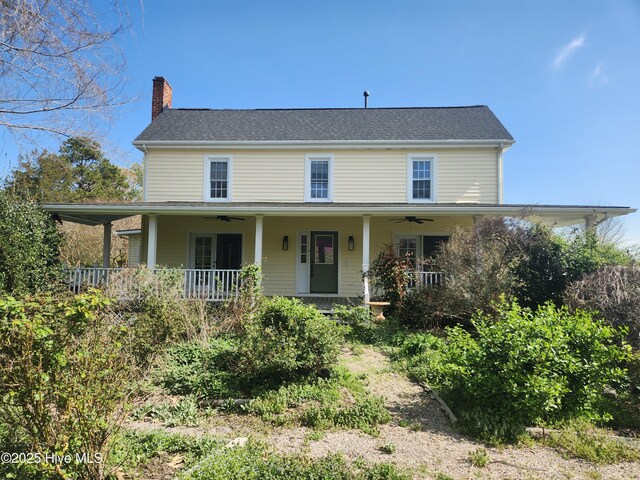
[407,154,436,203]
[305,154,333,202]
[204,155,232,201]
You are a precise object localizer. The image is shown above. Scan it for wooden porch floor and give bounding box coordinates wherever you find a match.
[286,296,361,313]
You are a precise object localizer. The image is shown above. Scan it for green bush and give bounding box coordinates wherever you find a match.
[564,231,633,282]
[238,297,346,386]
[0,192,62,295]
[333,304,375,341]
[157,337,244,399]
[0,290,133,480]
[397,299,631,441]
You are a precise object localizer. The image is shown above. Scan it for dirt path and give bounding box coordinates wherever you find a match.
[272,346,640,480]
[126,346,640,479]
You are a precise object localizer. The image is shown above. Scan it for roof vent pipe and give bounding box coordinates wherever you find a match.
[363,90,370,108]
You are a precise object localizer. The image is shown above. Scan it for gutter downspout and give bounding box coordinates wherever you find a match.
[497,142,504,204]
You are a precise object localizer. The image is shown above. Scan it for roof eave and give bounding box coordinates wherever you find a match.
[132,138,516,151]
[43,203,635,218]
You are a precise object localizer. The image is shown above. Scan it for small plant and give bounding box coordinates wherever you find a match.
[379,443,396,454]
[545,420,640,465]
[132,395,201,427]
[306,430,324,442]
[108,429,222,474]
[435,473,455,480]
[468,448,489,468]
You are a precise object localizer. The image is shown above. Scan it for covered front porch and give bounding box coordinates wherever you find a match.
[45,202,632,303]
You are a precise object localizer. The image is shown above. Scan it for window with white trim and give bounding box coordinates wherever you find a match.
[305,155,333,202]
[407,154,436,202]
[204,155,232,201]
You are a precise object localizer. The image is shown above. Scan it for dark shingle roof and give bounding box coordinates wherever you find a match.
[133,106,513,144]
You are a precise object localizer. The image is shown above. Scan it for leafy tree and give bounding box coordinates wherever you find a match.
[6,137,135,202]
[0,192,62,294]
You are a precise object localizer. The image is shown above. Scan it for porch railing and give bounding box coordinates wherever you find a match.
[418,271,445,286]
[64,267,241,301]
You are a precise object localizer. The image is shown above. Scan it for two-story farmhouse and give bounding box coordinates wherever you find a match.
[45,77,636,304]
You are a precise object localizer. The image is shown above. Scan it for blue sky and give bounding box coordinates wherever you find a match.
[2,0,639,242]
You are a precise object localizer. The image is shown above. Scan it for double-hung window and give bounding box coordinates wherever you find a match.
[407,154,436,202]
[204,155,232,201]
[305,154,333,202]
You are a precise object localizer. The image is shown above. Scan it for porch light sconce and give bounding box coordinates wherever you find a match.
[282,235,289,251]
[348,236,355,251]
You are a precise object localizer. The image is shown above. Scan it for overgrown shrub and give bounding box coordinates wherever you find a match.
[238,297,346,386]
[395,218,524,328]
[511,224,568,309]
[564,230,633,282]
[216,264,264,334]
[565,265,640,349]
[395,219,633,329]
[397,299,631,441]
[367,244,414,307]
[0,290,134,480]
[0,192,62,295]
[108,266,213,363]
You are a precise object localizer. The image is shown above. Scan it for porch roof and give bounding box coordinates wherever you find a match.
[42,201,636,227]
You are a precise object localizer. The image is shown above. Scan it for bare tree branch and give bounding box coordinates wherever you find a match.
[0,0,134,143]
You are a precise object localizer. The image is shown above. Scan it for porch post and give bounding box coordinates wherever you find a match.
[147,214,157,269]
[254,214,264,265]
[362,215,371,304]
[102,222,112,268]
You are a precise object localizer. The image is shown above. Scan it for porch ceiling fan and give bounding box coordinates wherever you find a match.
[204,215,246,222]
[389,216,434,224]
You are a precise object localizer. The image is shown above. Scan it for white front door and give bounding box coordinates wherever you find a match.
[295,231,310,294]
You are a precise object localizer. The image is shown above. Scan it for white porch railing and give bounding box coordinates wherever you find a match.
[418,271,445,286]
[65,267,122,290]
[64,268,241,301]
[182,269,241,301]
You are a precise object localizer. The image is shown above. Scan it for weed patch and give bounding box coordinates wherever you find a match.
[545,420,640,465]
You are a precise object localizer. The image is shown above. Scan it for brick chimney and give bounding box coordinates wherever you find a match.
[151,76,172,121]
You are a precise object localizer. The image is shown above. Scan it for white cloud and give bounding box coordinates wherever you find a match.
[589,62,609,87]
[553,35,586,69]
